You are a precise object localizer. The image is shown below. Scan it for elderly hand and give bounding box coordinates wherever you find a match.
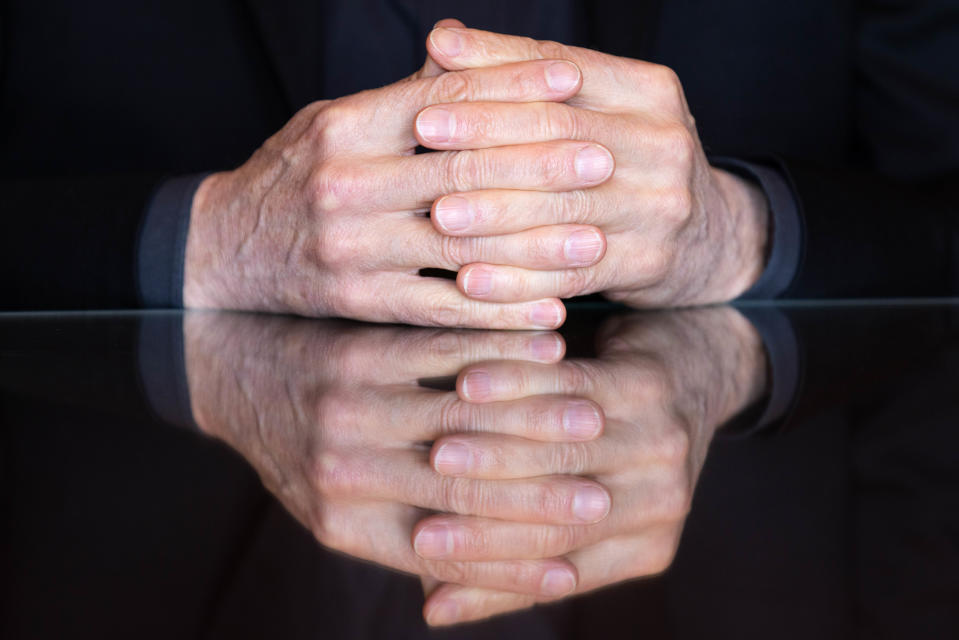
[183,30,619,328]
[418,26,770,307]
[413,307,768,624]
[183,312,612,599]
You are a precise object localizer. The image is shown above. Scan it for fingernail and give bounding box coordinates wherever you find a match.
[531,333,563,361]
[531,302,562,329]
[430,28,463,57]
[462,267,492,296]
[434,442,473,475]
[563,402,602,439]
[540,568,576,597]
[462,370,492,400]
[426,599,461,626]
[574,146,613,183]
[572,485,610,522]
[417,108,454,143]
[434,196,473,232]
[563,229,603,266]
[414,524,454,558]
[545,61,580,93]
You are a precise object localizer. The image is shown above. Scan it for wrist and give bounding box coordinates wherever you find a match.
[710,167,770,300]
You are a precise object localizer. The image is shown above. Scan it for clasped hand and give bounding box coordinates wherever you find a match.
[184,20,769,326]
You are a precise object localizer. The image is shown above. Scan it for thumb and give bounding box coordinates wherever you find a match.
[417,18,466,78]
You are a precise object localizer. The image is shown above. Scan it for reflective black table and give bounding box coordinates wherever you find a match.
[1,302,957,639]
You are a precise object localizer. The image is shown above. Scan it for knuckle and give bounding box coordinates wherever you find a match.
[541,525,584,555]
[311,450,354,497]
[555,442,592,475]
[537,40,571,61]
[654,427,691,465]
[438,396,469,434]
[558,360,597,394]
[430,71,473,104]
[532,481,569,518]
[537,102,576,140]
[310,102,359,147]
[433,560,471,585]
[441,477,484,514]
[309,161,364,213]
[644,538,681,575]
[556,267,593,298]
[558,190,593,224]
[536,150,574,187]
[640,247,675,284]
[439,234,468,267]
[445,150,486,193]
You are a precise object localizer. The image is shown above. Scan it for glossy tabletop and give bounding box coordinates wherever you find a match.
[1,302,957,639]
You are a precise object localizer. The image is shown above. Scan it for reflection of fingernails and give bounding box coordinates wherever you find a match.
[462,370,492,400]
[434,196,473,232]
[426,599,461,626]
[531,333,562,362]
[545,61,580,93]
[462,267,492,296]
[434,442,472,475]
[564,229,603,266]
[563,402,602,439]
[414,524,454,558]
[574,145,614,183]
[417,108,454,142]
[430,28,464,57]
[540,568,576,597]
[572,486,611,522]
[531,302,562,329]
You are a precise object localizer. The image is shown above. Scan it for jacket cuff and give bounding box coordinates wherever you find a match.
[136,173,212,308]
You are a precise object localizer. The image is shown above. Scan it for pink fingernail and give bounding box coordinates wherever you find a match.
[434,196,473,232]
[531,302,562,329]
[462,370,492,400]
[463,267,492,296]
[414,524,454,558]
[564,229,603,266]
[531,333,563,361]
[426,599,461,626]
[572,485,610,522]
[434,442,473,475]
[417,108,454,143]
[540,568,576,596]
[574,146,614,183]
[430,28,464,57]
[563,402,602,439]
[545,61,580,93]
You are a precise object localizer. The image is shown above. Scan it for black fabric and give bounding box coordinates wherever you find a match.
[1,0,957,310]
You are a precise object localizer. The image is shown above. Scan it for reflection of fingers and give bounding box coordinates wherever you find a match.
[327,326,565,382]
[327,450,611,525]
[375,275,566,330]
[396,391,604,443]
[429,430,618,478]
[457,359,602,402]
[314,500,578,597]
[422,556,577,598]
[421,533,680,626]
[406,217,606,271]
[412,514,594,561]
[424,583,536,627]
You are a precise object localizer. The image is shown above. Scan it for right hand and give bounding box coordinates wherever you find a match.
[183,51,615,328]
[184,312,610,599]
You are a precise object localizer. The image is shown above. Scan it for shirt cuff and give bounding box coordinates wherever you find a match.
[711,157,804,299]
[136,173,212,308]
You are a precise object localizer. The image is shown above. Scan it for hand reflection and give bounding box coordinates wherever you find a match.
[415,307,768,625]
[183,313,611,600]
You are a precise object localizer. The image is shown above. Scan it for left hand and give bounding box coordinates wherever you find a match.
[413,307,769,625]
[417,25,770,307]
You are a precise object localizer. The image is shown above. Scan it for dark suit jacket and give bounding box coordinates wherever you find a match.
[1,0,957,310]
